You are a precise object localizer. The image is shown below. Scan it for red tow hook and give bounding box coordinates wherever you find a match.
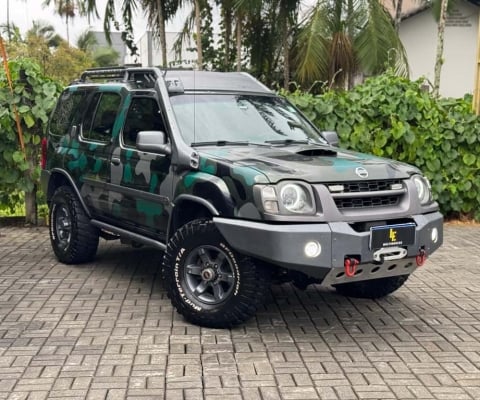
[416,248,427,267]
[344,258,359,277]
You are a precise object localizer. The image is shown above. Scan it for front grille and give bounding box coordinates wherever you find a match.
[331,179,402,193]
[335,195,399,209]
[327,179,405,210]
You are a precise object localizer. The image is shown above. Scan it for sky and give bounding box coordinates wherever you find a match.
[1,0,315,47]
[1,0,188,45]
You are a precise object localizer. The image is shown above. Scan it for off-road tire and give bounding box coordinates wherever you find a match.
[49,185,99,264]
[163,219,271,328]
[334,275,409,299]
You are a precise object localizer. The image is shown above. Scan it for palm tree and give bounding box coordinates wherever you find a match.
[0,22,21,42]
[76,29,98,52]
[93,47,121,66]
[76,29,119,67]
[219,0,234,70]
[142,0,183,67]
[99,0,182,66]
[193,0,203,69]
[171,0,207,69]
[278,0,300,89]
[27,20,64,48]
[43,0,98,44]
[294,0,408,89]
[232,0,256,71]
[234,0,300,83]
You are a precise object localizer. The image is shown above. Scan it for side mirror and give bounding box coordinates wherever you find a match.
[136,131,171,155]
[321,131,339,147]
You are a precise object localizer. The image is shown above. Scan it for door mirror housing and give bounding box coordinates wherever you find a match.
[136,131,171,155]
[321,131,339,147]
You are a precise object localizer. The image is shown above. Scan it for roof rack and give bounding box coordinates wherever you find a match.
[77,66,163,88]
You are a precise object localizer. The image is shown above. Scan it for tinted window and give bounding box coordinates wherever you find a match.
[82,92,121,142]
[170,94,324,145]
[122,97,165,147]
[49,90,87,137]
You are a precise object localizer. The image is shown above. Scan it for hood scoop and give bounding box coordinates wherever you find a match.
[296,148,337,157]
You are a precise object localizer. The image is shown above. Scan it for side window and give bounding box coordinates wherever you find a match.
[82,92,121,142]
[122,97,165,147]
[49,90,87,137]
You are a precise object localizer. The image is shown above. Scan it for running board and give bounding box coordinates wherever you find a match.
[91,219,167,251]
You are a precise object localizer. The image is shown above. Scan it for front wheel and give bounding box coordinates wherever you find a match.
[49,186,99,264]
[334,275,410,299]
[163,219,271,328]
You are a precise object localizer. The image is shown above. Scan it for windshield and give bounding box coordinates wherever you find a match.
[170,94,326,146]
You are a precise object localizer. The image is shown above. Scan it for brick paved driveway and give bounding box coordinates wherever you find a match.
[0,225,479,400]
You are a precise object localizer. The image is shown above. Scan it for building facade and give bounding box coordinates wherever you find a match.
[395,0,479,98]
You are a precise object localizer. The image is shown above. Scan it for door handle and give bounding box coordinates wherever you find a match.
[111,157,121,166]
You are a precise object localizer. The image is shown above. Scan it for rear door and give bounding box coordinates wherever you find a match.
[76,88,123,217]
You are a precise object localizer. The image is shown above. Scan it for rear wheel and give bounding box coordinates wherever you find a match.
[49,186,99,264]
[334,275,409,299]
[163,219,271,328]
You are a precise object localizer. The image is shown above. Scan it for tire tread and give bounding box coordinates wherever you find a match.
[163,219,270,328]
[50,186,99,264]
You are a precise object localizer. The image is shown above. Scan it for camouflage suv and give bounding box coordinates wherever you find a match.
[41,67,443,328]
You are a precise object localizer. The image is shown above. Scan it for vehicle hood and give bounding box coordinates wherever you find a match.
[196,145,419,184]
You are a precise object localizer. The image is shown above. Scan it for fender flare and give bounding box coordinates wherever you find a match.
[174,194,220,216]
[167,194,220,239]
[47,168,92,218]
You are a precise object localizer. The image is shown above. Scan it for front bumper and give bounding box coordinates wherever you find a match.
[214,211,443,284]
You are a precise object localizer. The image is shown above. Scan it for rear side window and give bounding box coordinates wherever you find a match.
[82,92,122,143]
[49,90,87,137]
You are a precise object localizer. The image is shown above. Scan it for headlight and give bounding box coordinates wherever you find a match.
[412,175,432,205]
[260,182,315,215]
[280,184,308,212]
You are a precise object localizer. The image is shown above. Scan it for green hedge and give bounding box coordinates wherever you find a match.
[286,72,480,220]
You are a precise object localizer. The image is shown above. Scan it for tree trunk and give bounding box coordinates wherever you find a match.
[433,0,449,97]
[394,0,404,32]
[66,15,70,45]
[156,0,168,67]
[223,7,232,70]
[24,186,37,226]
[194,0,203,70]
[236,12,242,72]
[283,25,290,90]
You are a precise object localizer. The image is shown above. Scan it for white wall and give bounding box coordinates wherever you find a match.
[399,0,479,98]
[136,31,197,68]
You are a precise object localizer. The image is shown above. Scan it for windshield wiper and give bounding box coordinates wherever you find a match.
[191,140,249,147]
[264,139,311,145]
[191,140,270,147]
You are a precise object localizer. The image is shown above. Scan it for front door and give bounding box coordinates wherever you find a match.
[107,95,172,240]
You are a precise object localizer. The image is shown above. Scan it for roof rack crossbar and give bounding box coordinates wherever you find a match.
[78,67,163,86]
[80,67,129,82]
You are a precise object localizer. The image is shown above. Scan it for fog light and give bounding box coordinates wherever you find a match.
[431,227,438,243]
[304,241,321,258]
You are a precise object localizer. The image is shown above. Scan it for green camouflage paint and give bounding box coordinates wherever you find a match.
[137,199,164,226]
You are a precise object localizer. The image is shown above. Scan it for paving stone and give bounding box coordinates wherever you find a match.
[0,225,480,399]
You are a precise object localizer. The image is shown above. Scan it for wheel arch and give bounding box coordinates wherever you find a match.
[167,195,219,239]
[46,169,91,218]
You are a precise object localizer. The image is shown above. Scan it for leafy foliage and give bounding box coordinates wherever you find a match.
[0,58,62,217]
[286,72,480,220]
[6,34,94,85]
[294,0,408,89]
